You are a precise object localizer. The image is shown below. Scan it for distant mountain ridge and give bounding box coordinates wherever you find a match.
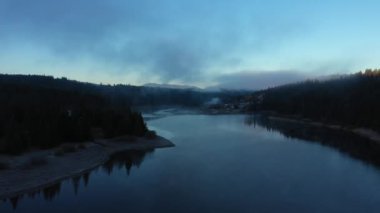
[0,74,218,107]
[143,83,202,91]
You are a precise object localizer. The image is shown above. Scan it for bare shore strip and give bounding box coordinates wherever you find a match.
[268,116,380,143]
[0,136,174,199]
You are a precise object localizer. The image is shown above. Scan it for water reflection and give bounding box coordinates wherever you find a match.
[245,114,380,168]
[1,149,154,210]
[102,149,154,175]
[1,182,64,210]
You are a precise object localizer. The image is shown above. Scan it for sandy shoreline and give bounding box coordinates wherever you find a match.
[0,136,174,199]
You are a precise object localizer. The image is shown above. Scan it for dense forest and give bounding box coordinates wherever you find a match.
[0,74,246,154]
[0,75,151,154]
[0,74,219,108]
[250,69,380,131]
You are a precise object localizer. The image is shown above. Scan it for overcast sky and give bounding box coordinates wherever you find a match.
[1,0,380,89]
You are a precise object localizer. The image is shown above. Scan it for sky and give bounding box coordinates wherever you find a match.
[1,0,380,90]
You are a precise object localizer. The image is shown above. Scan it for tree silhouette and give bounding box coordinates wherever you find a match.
[250,71,380,131]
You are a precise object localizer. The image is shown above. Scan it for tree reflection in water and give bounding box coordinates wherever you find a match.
[1,149,154,210]
[245,114,380,168]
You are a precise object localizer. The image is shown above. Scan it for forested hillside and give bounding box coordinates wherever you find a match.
[0,75,149,154]
[0,74,215,107]
[250,69,380,131]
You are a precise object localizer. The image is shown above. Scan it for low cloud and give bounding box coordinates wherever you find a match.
[215,71,309,90]
[0,0,306,83]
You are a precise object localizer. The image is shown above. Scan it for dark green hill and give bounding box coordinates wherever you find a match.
[0,74,216,107]
[0,74,148,154]
[250,69,380,131]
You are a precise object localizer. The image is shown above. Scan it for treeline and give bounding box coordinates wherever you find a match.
[0,74,217,107]
[250,69,380,131]
[0,76,148,154]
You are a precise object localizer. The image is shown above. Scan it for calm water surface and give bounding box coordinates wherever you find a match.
[2,114,380,213]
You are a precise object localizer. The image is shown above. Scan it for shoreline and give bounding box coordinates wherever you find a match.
[0,135,174,199]
[203,108,380,143]
[264,115,380,144]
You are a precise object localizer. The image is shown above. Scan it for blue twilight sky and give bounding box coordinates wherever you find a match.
[1,0,380,89]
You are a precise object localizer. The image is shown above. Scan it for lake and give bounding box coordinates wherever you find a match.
[2,114,380,213]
